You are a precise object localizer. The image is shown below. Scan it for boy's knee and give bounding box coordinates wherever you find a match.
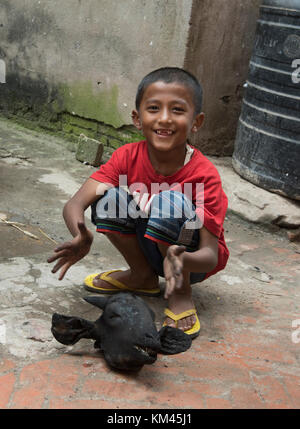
[147,190,199,249]
[150,190,195,221]
[94,187,129,220]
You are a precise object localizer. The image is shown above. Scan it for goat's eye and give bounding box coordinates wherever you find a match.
[109,312,121,319]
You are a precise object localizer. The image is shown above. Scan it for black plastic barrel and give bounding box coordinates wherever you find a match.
[232,0,300,200]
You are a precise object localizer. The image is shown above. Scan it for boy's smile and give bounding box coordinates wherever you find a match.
[132,81,204,159]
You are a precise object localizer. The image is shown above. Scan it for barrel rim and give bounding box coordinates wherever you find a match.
[261,0,300,13]
[232,156,300,201]
[261,5,300,13]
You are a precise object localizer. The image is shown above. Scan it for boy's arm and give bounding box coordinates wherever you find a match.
[47,178,111,280]
[182,226,218,272]
[163,226,218,299]
[62,178,110,237]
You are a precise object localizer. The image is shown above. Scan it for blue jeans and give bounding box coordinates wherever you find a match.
[91,188,206,284]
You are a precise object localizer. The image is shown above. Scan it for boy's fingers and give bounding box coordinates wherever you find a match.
[174,245,186,255]
[174,260,183,274]
[47,249,70,263]
[167,249,184,273]
[175,276,183,290]
[51,258,67,274]
[164,276,175,299]
[165,285,174,299]
[165,272,183,296]
[170,257,183,280]
[54,242,72,252]
[164,286,171,299]
[58,262,72,281]
[47,254,59,263]
[168,245,185,258]
[164,278,169,299]
[48,252,64,263]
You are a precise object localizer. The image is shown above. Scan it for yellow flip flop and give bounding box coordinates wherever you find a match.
[84,269,161,296]
[163,308,200,339]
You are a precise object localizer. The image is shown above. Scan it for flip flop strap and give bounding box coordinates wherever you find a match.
[100,269,130,291]
[91,270,160,294]
[164,308,197,322]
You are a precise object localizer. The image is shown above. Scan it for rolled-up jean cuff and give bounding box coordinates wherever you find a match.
[95,220,136,235]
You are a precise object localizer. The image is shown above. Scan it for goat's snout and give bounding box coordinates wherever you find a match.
[142,332,161,350]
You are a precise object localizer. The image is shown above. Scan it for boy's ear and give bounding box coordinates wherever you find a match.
[191,112,205,133]
[131,109,142,130]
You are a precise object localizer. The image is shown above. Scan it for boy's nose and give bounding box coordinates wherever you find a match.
[158,108,172,124]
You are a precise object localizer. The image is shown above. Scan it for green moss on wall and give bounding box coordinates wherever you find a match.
[61,113,98,132]
[58,81,124,128]
[0,74,144,151]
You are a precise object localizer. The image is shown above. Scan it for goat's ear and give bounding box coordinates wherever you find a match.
[158,326,192,354]
[51,313,95,345]
[149,307,156,321]
[84,295,109,310]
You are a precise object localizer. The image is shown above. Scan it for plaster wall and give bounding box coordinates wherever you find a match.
[0,0,192,127]
[0,0,261,154]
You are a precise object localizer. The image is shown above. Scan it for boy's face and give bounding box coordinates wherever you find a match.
[132,81,204,154]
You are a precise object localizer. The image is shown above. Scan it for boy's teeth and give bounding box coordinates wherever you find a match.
[156,130,172,135]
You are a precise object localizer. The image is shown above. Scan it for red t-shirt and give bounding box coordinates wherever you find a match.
[90,140,229,279]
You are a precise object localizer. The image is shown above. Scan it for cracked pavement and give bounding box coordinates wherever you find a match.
[0,117,299,409]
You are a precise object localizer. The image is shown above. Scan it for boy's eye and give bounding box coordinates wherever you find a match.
[173,107,185,113]
[147,105,159,111]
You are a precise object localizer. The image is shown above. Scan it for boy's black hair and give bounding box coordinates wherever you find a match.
[135,67,203,114]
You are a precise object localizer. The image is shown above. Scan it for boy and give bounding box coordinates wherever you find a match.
[47,67,229,339]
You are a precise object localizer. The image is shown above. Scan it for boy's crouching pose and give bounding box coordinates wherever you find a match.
[48,67,229,339]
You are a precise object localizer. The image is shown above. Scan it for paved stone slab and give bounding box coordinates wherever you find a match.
[76,133,104,167]
[0,117,299,409]
[211,156,300,229]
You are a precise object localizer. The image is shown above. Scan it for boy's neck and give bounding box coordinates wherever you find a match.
[147,144,187,177]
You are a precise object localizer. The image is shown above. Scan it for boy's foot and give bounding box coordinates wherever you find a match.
[164,291,197,332]
[85,269,160,294]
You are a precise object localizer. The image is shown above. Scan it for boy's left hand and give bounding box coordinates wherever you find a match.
[163,245,186,299]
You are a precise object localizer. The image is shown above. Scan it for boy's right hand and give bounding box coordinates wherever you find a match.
[47,222,93,280]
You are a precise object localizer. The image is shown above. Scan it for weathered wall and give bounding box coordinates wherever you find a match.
[185,0,261,155]
[0,0,261,154]
[0,0,192,146]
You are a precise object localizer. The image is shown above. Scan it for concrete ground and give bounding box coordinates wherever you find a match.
[0,117,299,409]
